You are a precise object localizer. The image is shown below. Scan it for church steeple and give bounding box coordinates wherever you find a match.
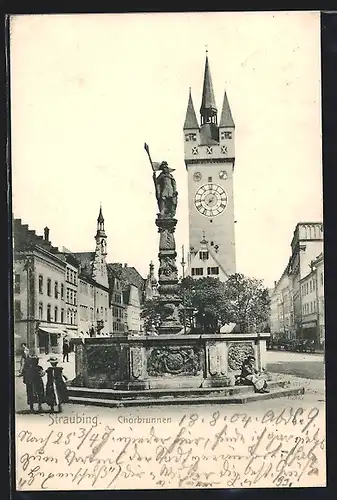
[96,204,105,234]
[200,52,217,126]
[184,88,199,130]
[95,204,107,256]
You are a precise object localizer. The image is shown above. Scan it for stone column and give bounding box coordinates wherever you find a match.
[155,216,183,335]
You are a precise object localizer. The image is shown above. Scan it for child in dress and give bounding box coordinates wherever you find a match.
[45,356,69,413]
[22,356,45,412]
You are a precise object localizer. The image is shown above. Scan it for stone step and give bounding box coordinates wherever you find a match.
[68,381,284,400]
[68,386,304,407]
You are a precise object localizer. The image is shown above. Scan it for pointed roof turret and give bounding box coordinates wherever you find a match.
[183,88,199,130]
[219,91,235,127]
[200,53,217,115]
[97,203,104,223]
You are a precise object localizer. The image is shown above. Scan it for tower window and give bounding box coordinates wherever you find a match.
[221,131,232,140]
[191,268,204,276]
[210,241,214,246]
[207,267,219,276]
[199,251,209,260]
[208,176,212,182]
[185,133,197,142]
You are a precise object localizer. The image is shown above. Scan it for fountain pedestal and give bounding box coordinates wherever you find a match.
[71,333,270,390]
[155,216,183,335]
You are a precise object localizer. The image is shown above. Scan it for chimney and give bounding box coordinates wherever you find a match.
[44,226,50,241]
[274,281,277,287]
[124,263,128,268]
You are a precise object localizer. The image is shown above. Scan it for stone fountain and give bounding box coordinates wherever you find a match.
[68,145,303,406]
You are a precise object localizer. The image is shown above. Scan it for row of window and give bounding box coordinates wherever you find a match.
[112,306,124,319]
[191,267,219,276]
[301,272,324,297]
[66,287,77,305]
[113,292,122,305]
[302,300,318,316]
[301,279,317,296]
[66,268,77,285]
[38,275,65,299]
[199,251,209,260]
[113,321,124,332]
[185,131,232,143]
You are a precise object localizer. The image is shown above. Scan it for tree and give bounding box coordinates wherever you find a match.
[141,297,165,332]
[223,273,270,333]
[180,277,231,333]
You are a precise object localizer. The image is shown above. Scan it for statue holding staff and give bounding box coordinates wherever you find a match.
[144,143,178,218]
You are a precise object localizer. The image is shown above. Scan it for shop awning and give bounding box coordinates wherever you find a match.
[63,330,79,340]
[302,322,317,329]
[39,327,67,336]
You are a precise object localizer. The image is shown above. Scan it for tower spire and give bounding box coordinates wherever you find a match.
[200,52,217,125]
[97,203,104,224]
[219,91,235,127]
[183,88,199,130]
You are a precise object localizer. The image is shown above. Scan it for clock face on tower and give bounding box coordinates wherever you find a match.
[194,184,228,217]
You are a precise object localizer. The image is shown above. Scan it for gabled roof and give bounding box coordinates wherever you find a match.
[200,54,217,113]
[183,88,199,130]
[71,252,95,278]
[107,263,145,289]
[187,242,229,279]
[219,91,235,127]
[108,263,145,305]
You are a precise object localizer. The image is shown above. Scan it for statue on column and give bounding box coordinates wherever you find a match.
[144,143,183,335]
[144,143,178,218]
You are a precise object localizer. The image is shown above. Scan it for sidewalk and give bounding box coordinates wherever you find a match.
[14,352,76,413]
[14,352,75,379]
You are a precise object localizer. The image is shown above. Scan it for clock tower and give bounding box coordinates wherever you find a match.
[184,53,236,278]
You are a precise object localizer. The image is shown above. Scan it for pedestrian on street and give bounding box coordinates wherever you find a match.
[45,356,69,413]
[239,355,269,394]
[18,342,29,376]
[22,356,45,412]
[62,337,70,362]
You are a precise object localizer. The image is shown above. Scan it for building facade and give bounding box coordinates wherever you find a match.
[269,265,294,338]
[300,252,324,346]
[108,263,145,333]
[184,53,236,278]
[13,220,68,354]
[270,222,324,347]
[289,222,323,339]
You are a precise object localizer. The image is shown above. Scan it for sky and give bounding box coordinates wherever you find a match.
[10,12,323,288]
